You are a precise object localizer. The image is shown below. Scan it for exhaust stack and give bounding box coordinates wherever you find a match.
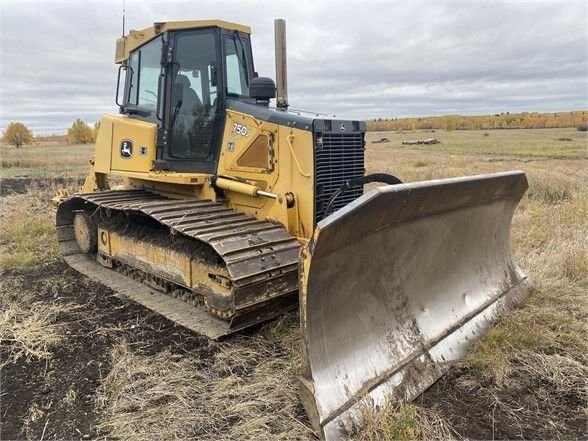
[274,18,288,110]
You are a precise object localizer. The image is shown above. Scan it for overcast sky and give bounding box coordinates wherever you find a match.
[1,0,587,134]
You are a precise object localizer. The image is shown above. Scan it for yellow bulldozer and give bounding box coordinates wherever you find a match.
[55,19,533,439]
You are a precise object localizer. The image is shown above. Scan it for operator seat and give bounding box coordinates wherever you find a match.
[175,74,202,115]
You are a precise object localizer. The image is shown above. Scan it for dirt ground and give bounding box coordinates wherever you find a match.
[1,128,587,440]
[1,262,215,440]
[1,177,84,196]
[4,261,585,440]
[419,363,587,440]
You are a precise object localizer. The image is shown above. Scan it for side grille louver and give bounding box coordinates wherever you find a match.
[314,129,365,224]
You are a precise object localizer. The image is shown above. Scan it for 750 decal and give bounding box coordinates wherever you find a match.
[232,123,249,137]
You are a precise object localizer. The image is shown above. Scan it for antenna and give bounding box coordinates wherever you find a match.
[122,0,126,36]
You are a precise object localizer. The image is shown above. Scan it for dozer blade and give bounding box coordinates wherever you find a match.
[298,171,534,440]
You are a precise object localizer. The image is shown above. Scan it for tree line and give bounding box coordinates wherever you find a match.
[368,111,588,132]
[2,111,588,148]
[1,119,100,148]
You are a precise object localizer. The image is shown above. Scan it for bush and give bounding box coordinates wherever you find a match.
[528,179,572,205]
[67,119,93,144]
[413,159,432,168]
[1,122,33,148]
[577,122,588,131]
[91,121,101,142]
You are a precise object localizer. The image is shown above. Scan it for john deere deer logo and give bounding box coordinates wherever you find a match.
[120,139,133,159]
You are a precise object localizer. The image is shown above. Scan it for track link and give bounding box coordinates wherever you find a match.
[56,190,300,338]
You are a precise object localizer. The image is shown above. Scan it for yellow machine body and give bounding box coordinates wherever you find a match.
[87,110,314,240]
[57,19,534,440]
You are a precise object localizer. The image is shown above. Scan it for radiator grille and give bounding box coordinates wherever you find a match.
[314,132,365,224]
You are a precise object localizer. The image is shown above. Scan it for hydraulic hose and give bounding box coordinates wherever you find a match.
[324,173,402,217]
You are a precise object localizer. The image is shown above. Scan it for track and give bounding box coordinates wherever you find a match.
[56,190,301,338]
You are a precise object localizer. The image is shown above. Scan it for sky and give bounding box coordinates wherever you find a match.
[1,0,587,134]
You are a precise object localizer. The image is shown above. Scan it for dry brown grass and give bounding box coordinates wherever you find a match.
[0,180,79,269]
[1,129,586,439]
[0,205,57,268]
[347,402,460,441]
[465,184,587,380]
[0,178,83,269]
[0,278,75,366]
[0,142,93,178]
[0,300,65,365]
[436,350,588,439]
[366,127,588,158]
[96,315,314,441]
[348,130,588,438]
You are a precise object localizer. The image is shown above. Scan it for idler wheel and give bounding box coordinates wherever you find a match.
[73,211,98,254]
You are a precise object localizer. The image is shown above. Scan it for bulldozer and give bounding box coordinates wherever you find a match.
[55,19,533,439]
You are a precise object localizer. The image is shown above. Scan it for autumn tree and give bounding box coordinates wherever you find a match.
[366,111,588,132]
[444,116,459,132]
[67,119,93,144]
[1,122,33,148]
[91,121,101,142]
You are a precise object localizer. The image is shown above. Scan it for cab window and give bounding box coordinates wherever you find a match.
[125,36,162,112]
[224,35,250,96]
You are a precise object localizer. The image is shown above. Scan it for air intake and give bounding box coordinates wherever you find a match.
[313,119,366,224]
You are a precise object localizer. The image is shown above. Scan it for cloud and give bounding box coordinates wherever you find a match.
[1,0,586,133]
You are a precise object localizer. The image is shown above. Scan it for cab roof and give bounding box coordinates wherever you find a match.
[115,20,252,64]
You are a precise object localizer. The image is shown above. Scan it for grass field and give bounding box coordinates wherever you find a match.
[1,128,587,440]
[0,142,94,178]
[371,127,587,158]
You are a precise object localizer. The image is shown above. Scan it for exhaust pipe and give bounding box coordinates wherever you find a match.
[274,18,288,110]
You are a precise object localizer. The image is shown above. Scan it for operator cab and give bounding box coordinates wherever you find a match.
[116,21,257,173]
